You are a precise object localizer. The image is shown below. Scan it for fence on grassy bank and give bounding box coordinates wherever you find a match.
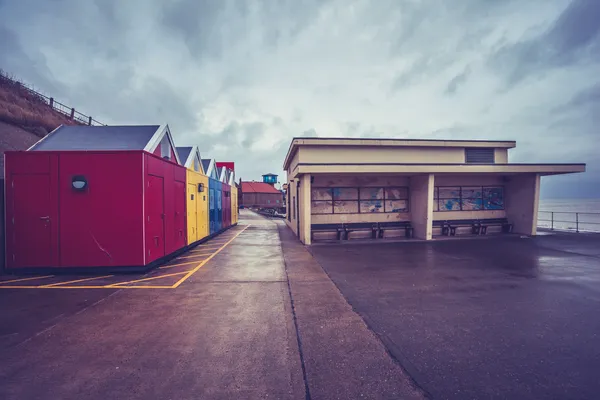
[0,70,103,127]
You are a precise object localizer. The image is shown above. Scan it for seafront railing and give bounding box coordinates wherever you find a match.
[538,211,600,233]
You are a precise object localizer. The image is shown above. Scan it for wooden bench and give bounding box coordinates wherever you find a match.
[433,220,450,236]
[479,218,513,234]
[434,219,481,236]
[434,218,514,236]
[311,223,345,241]
[377,221,414,238]
[344,222,378,240]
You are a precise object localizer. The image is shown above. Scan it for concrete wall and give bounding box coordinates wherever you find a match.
[241,192,283,208]
[299,174,312,244]
[311,174,410,224]
[433,175,506,221]
[285,179,299,236]
[495,149,508,163]
[288,149,300,176]
[302,146,466,165]
[506,174,540,235]
[409,174,434,240]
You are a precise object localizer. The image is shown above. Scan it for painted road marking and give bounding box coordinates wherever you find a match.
[41,275,113,287]
[176,254,211,260]
[186,253,213,258]
[159,261,199,269]
[172,225,250,288]
[0,225,249,290]
[0,275,54,284]
[106,271,190,287]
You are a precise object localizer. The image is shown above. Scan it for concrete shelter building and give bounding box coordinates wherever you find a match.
[283,137,585,244]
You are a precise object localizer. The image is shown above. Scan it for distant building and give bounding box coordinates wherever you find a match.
[262,173,278,185]
[239,173,284,208]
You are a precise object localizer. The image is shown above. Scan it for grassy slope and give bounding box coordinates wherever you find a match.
[0,71,79,137]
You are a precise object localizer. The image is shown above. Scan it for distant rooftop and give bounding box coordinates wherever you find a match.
[241,181,282,194]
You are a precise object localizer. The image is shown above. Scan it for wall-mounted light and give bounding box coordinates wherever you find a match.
[72,175,88,191]
[198,183,205,192]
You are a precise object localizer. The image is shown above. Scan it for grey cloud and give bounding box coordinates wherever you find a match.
[490,0,600,86]
[0,0,598,195]
[161,0,228,60]
[300,128,317,137]
[445,66,471,95]
[558,83,600,111]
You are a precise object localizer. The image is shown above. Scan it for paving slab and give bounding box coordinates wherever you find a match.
[278,221,424,400]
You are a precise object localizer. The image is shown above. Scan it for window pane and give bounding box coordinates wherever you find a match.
[312,188,332,201]
[461,186,482,199]
[360,187,383,200]
[311,201,332,214]
[334,200,359,213]
[359,200,384,213]
[434,187,439,199]
[439,199,460,211]
[432,198,439,211]
[333,188,358,200]
[385,199,408,212]
[483,187,504,210]
[385,187,408,200]
[461,186,482,210]
[439,187,460,198]
[461,198,482,210]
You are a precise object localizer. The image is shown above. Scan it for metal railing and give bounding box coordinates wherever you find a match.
[0,70,104,126]
[538,211,600,233]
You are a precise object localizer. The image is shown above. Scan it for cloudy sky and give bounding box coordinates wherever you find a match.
[1,0,598,197]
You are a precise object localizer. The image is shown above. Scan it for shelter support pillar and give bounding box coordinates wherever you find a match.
[409,174,434,240]
[505,174,540,236]
[299,174,312,244]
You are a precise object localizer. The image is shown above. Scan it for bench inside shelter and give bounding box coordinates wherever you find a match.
[377,221,413,238]
[433,218,513,236]
[311,223,345,241]
[344,222,378,240]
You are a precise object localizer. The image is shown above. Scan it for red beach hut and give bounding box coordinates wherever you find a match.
[4,124,187,271]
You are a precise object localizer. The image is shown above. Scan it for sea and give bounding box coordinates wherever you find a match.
[538,199,600,232]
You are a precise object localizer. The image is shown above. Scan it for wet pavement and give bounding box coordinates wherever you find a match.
[4,209,597,400]
[310,233,600,400]
[0,211,421,400]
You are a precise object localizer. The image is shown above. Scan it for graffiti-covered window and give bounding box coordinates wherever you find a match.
[311,187,409,214]
[434,186,504,211]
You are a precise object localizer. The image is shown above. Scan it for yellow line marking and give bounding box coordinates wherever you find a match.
[0,284,173,289]
[177,254,211,260]
[0,285,112,289]
[172,225,250,288]
[159,261,199,269]
[40,275,114,287]
[103,285,174,289]
[190,248,218,253]
[105,271,189,287]
[0,275,54,285]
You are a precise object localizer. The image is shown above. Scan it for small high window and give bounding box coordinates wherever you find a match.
[465,148,495,164]
[160,136,171,160]
[194,156,200,172]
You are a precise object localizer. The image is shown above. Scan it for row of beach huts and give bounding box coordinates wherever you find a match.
[3,124,238,272]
